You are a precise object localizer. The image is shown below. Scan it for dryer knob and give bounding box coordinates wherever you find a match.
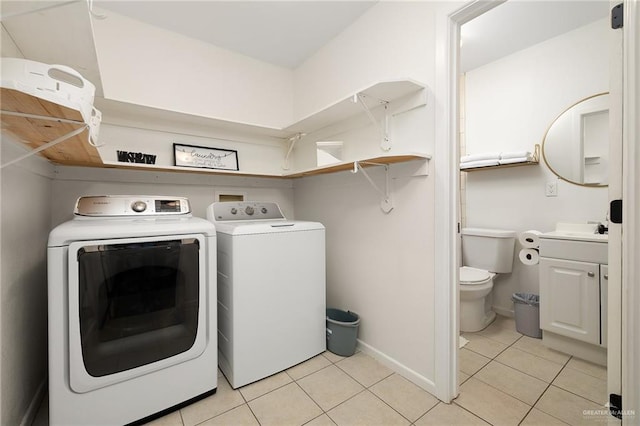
[131,201,147,213]
[245,206,255,215]
[230,208,238,215]
[261,207,268,214]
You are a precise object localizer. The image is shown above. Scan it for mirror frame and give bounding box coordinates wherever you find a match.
[541,92,609,187]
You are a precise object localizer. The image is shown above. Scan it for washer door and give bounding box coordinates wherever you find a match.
[68,234,208,393]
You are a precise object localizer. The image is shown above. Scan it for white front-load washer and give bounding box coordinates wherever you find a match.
[206,201,325,389]
[48,195,217,425]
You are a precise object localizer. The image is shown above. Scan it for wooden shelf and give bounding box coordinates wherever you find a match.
[2,79,430,178]
[1,88,102,167]
[461,145,540,172]
[286,153,430,178]
[461,159,539,172]
[101,153,430,179]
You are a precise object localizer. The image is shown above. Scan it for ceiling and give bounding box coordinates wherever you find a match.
[460,0,610,72]
[93,0,377,69]
[1,1,610,73]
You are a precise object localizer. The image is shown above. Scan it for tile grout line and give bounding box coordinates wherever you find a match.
[464,320,601,426]
[517,355,575,426]
[450,399,496,425]
[460,324,530,425]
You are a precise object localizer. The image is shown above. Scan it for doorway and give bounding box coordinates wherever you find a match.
[455,2,620,422]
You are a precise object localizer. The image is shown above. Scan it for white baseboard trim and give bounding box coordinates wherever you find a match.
[493,306,515,318]
[356,339,438,398]
[20,379,46,426]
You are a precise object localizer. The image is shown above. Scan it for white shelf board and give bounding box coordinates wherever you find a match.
[284,79,427,135]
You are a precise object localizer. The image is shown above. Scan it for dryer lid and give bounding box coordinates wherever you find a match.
[460,266,492,284]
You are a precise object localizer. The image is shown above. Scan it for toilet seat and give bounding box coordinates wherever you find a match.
[460,266,494,285]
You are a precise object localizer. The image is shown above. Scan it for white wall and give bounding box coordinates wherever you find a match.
[50,167,294,227]
[1,29,50,426]
[96,123,287,176]
[91,7,294,129]
[464,19,610,315]
[293,2,435,121]
[0,142,53,426]
[293,1,439,393]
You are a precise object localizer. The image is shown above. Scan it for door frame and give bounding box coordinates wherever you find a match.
[621,1,639,421]
[435,0,638,415]
[434,0,505,402]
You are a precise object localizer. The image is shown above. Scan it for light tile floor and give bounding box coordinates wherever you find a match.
[33,315,612,425]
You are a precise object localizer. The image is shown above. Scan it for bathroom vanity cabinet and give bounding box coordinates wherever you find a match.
[539,258,607,347]
[538,229,608,366]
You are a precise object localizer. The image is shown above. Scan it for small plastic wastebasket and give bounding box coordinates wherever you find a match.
[512,293,542,338]
[326,308,360,356]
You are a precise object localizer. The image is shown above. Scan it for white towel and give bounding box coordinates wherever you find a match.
[460,152,501,163]
[499,156,532,165]
[500,151,531,159]
[460,159,500,169]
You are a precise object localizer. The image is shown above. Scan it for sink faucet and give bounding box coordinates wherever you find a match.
[588,220,608,234]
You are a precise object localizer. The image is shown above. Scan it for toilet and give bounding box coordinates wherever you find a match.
[460,228,516,332]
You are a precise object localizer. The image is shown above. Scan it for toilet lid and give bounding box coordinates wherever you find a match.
[460,266,492,285]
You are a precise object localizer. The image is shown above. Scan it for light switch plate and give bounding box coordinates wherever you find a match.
[546,181,558,197]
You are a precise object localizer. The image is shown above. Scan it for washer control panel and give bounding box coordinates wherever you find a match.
[211,201,285,221]
[74,195,191,216]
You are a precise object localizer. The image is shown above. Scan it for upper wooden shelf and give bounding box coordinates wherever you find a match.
[1,88,102,167]
[285,80,427,135]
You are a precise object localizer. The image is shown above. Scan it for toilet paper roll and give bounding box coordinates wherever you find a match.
[519,248,539,266]
[519,230,542,248]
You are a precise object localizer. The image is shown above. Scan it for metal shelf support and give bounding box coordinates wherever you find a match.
[352,160,394,213]
[353,93,391,152]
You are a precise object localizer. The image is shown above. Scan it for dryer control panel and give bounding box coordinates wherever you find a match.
[209,201,285,222]
[74,195,191,216]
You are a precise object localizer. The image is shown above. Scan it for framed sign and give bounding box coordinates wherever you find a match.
[173,143,239,171]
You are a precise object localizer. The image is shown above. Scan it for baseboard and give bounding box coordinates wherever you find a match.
[20,378,46,426]
[356,339,438,397]
[493,306,514,318]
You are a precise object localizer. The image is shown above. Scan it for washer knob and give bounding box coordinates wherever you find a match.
[245,206,255,215]
[131,201,147,213]
[230,208,238,215]
[261,207,268,214]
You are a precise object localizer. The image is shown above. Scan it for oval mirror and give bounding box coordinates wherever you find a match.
[542,93,609,187]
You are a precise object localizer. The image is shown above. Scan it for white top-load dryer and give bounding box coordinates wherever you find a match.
[207,201,325,389]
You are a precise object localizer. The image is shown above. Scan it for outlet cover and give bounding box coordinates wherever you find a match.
[546,181,558,197]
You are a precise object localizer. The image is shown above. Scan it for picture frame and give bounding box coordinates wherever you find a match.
[173,143,239,171]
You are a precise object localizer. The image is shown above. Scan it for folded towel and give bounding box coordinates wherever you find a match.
[500,151,532,159]
[460,159,500,169]
[460,152,501,163]
[499,156,532,165]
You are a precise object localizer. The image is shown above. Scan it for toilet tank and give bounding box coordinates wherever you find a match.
[462,228,516,273]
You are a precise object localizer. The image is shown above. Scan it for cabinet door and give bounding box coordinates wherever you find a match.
[539,258,600,345]
[600,265,608,348]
